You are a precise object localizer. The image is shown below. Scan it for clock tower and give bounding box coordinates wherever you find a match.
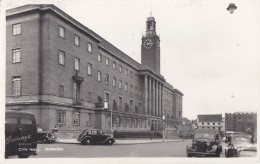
[141,15,160,74]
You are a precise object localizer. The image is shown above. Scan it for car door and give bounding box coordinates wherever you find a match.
[98,131,108,143]
[5,117,19,156]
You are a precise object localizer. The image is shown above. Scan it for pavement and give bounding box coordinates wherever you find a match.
[58,138,182,145]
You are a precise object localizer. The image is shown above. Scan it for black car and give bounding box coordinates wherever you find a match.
[77,129,115,145]
[37,131,57,143]
[186,129,222,157]
[225,132,257,157]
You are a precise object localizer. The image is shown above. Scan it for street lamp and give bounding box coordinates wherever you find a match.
[103,101,111,131]
[227,3,237,14]
[162,115,165,142]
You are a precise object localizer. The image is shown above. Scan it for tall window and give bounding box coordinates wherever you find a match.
[119,80,122,89]
[115,116,120,127]
[130,71,133,78]
[12,23,21,35]
[139,102,142,114]
[87,92,92,102]
[73,82,80,104]
[98,53,102,62]
[128,118,132,127]
[105,74,109,85]
[87,63,92,75]
[59,51,65,65]
[104,92,110,108]
[75,58,80,70]
[59,85,64,97]
[124,68,128,75]
[119,65,122,72]
[12,76,21,96]
[87,113,93,125]
[112,61,116,69]
[130,99,133,111]
[12,49,21,63]
[57,109,66,125]
[130,85,133,93]
[125,82,128,91]
[87,43,92,52]
[122,117,127,127]
[74,35,80,46]
[73,112,80,125]
[59,26,65,38]
[98,71,102,82]
[118,96,123,111]
[112,77,116,87]
[105,57,109,66]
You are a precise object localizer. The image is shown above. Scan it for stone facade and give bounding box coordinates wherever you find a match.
[225,112,257,133]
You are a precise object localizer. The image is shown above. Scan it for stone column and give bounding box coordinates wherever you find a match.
[155,80,158,116]
[152,78,156,116]
[144,75,149,115]
[158,82,161,117]
[149,76,152,115]
[161,83,164,117]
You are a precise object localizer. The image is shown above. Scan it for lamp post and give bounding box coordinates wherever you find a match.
[162,115,165,142]
[103,101,111,131]
[183,121,186,141]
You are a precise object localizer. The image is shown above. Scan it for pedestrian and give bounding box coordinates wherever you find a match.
[52,125,59,141]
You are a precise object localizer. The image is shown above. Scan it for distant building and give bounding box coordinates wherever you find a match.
[225,112,257,133]
[197,114,224,132]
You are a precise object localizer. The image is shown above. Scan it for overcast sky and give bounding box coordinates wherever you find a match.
[5,0,260,119]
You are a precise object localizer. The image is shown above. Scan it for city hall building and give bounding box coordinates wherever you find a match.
[6,4,183,138]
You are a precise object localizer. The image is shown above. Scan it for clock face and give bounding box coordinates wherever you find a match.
[143,39,153,49]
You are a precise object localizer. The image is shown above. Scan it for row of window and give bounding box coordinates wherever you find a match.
[59,26,92,51]
[201,122,222,125]
[108,115,148,128]
[98,53,137,78]
[200,127,222,130]
[57,51,141,94]
[12,23,137,79]
[57,110,93,126]
[164,89,173,97]
[59,25,138,80]
[164,99,173,107]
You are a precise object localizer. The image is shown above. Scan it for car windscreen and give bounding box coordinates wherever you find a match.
[194,133,215,140]
[233,136,251,144]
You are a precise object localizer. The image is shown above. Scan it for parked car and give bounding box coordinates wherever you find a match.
[38,131,57,143]
[186,129,222,157]
[5,111,38,158]
[225,132,257,157]
[77,129,115,145]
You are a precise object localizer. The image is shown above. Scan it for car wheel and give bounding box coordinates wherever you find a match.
[82,138,92,145]
[43,139,48,143]
[187,153,193,157]
[106,140,114,145]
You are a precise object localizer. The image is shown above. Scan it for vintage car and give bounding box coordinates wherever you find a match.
[5,111,38,158]
[77,129,115,145]
[225,132,257,157]
[186,129,222,157]
[37,131,57,143]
